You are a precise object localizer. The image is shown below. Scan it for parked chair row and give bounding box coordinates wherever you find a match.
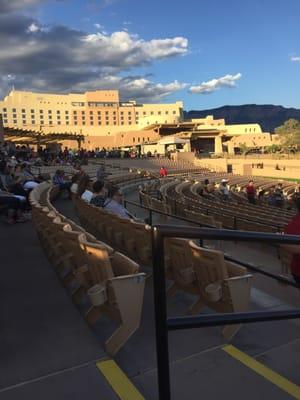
[29,184,146,356]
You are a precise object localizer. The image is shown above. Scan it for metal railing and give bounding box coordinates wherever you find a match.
[151,225,300,400]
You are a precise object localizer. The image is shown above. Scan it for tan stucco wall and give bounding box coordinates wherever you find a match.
[195,157,300,179]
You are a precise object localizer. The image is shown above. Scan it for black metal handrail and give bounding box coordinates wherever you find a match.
[151,225,300,400]
[124,199,299,287]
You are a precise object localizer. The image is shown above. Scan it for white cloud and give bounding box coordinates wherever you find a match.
[189,73,242,94]
[81,32,188,67]
[290,56,300,62]
[27,22,40,33]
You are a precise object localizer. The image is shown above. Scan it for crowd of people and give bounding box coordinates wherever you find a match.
[0,155,44,224]
[55,165,135,220]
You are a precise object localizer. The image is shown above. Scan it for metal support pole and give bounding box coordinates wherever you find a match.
[151,228,171,400]
[149,209,153,225]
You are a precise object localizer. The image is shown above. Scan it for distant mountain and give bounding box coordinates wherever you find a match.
[184,104,300,132]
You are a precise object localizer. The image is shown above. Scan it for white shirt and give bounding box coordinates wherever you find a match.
[23,181,39,190]
[70,183,78,194]
[81,190,93,203]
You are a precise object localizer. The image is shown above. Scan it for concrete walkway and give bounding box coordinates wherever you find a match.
[0,220,119,399]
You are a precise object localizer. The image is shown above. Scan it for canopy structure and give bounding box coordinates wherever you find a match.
[4,127,85,148]
[158,135,190,145]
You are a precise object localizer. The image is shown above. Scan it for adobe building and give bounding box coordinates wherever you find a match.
[0,89,271,152]
[0,89,183,149]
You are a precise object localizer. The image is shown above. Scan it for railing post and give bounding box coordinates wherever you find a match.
[149,209,153,225]
[151,227,171,400]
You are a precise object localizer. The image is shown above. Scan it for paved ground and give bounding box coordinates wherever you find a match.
[0,220,119,399]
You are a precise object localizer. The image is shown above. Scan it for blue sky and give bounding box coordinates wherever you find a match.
[1,0,300,110]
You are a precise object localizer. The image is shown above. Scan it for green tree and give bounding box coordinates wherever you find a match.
[275,119,300,147]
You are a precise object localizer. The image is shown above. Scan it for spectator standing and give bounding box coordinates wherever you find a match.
[282,197,300,284]
[159,166,168,178]
[219,179,230,201]
[246,180,256,204]
[274,183,284,208]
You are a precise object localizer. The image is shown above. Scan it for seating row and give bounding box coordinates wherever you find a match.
[29,183,146,356]
[74,195,253,340]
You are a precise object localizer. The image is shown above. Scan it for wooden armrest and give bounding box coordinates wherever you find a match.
[225,274,252,283]
[225,261,247,277]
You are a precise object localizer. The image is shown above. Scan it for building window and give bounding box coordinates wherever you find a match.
[121,122,124,125]
[137,137,140,142]
[150,111,154,115]
[90,121,94,125]
[82,121,85,125]
[165,111,169,115]
[22,120,26,124]
[21,109,25,113]
[13,108,16,112]
[148,137,150,141]
[143,111,146,115]
[65,110,69,114]
[3,113,7,118]
[97,111,101,115]
[57,121,61,125]
[133,137,135,143]
[129,122,131,125]
[3,108,7,112]
[90,111,93,115]
[136,112,139,116]
[3,119,7,124]
[105,111,109,115]
[66,121,69,125]
[81,111,85,115]
[73,111,77,115]
[31,120,35,124]
[48,110,52,114]
[158,111,161,115]
[49,121,53,125]
[40,110,43,113]
[106,121,109,125]
[128,111,131,115]
[13,113,17,118]
[40,120,44,124]
[173,110,176,114]
[74,122,77,125]
[120,111,124,115]
[66,115,69,120]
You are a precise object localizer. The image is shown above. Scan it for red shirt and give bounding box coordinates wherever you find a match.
[246,184,255,196]
[160,168,167,177]
[284,214,300,277]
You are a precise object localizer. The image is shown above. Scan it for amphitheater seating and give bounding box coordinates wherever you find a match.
[189,242,252,339]
[29,184,146,356]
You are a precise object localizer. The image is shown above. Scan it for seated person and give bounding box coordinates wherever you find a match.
[90,181,107,207]
[0,189,28,224]
[103,185,133,220]
[53,170,72,193]
[80,177,93,202]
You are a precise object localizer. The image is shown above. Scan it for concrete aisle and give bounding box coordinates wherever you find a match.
[0,221,118,399]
